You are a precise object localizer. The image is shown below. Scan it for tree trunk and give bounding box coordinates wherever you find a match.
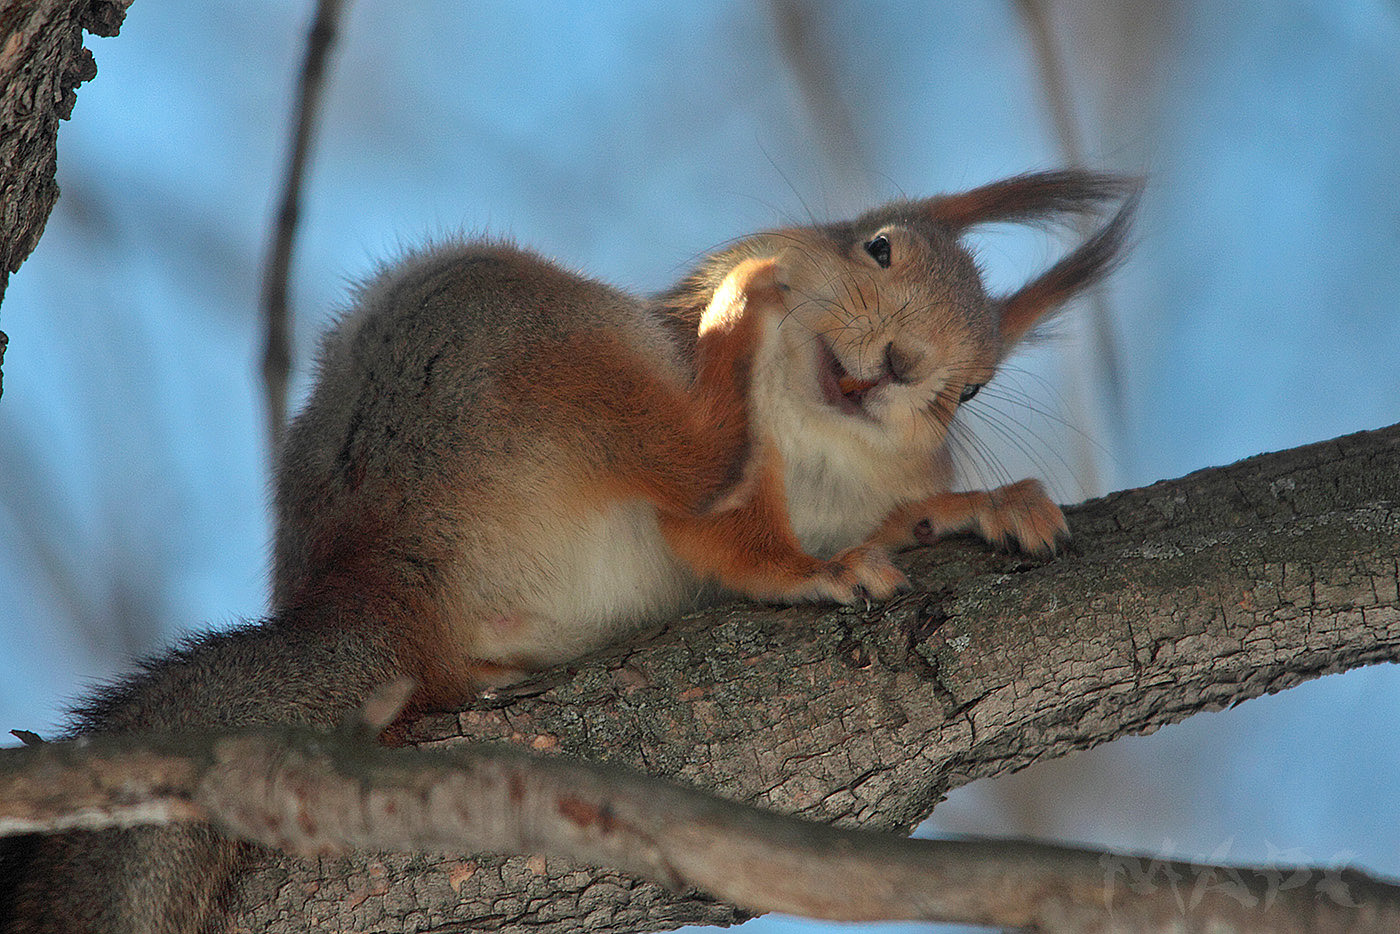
[0,0,131,396]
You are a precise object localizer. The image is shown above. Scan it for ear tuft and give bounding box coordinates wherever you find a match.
[996,181,1141,345]
[928,169,1140,233]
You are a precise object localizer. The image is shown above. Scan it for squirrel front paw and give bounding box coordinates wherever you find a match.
[769,544,909,606]
[880,478,1069,556]
[915,478,1069,556]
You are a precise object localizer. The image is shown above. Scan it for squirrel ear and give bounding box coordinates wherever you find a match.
[916,171,1141,343]
[925,169,1139,233]
[996,184,1140,345]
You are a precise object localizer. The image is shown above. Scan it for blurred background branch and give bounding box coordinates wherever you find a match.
[1015,0,1128,492]
[260,0,350,458]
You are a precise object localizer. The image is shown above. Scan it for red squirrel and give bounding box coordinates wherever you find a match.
[2,170,1136,933]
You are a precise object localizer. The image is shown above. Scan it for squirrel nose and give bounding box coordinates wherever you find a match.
[883,341,919,384]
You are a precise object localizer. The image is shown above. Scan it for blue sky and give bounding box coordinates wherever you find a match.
[2,3,1398,932]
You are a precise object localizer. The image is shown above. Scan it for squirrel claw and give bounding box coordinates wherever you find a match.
[821,544,907,607]
[984,478,1069,556]
[753,543,907,608]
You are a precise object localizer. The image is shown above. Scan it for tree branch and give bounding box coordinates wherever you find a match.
[768,0,871,203]
[281,422,1400,930]
[1015,0,1130,468]
[9,423,1397,932]
[3,716,1397,933]
[259,0,350,456]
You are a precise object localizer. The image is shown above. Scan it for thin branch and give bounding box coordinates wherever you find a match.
[1015,0,1130,485]
[1017,0,1087,168]
[769,0,872,207]
[2,726,1397,933]
[259,0,351,458]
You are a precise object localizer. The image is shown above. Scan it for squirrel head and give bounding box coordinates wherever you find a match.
[675,170,1139,455]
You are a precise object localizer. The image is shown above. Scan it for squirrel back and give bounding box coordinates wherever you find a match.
[270,240,760,704]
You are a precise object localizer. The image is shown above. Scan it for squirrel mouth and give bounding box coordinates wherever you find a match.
[817,339,879,417]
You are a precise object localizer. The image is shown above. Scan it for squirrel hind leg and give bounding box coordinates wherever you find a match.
[501,257,792,522]
[464,657,534,688]
[388,618,539,712]
[505,332,754,518]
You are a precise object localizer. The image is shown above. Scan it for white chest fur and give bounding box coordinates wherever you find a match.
[478,501,703,666]
[751,324,947,559]
[781,444,905,557]
[753,362,918,559]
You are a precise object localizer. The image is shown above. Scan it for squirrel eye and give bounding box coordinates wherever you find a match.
[959,382,983,403]
[864,235,892,268]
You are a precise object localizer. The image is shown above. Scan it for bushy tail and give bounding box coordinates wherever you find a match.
[1,618,400,934]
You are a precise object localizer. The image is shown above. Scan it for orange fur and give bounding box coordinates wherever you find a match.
[272,176,1135,699]
[505,331,746,516]
[871,479,1069,557]
[493,260,782,521]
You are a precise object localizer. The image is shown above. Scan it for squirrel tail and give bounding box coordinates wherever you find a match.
[1,617,401,934]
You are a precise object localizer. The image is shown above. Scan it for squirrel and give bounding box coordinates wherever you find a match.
[1,169,1136,933]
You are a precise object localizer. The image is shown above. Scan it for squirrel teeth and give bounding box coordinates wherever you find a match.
[838,375,878,399]
[817,338,877,417]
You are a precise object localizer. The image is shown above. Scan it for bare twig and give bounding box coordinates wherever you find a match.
[769,0,872,208]
[260,0,351,458]
[2,727,1397,933]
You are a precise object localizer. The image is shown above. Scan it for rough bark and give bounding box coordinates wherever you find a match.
[0,0,131,395]
[5,721,1398,934]
[205,422,1399,932]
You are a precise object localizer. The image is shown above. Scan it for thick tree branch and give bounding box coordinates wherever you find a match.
[206,421,1398,931]
[3,719,1397,934]
[4,422,1391,932]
